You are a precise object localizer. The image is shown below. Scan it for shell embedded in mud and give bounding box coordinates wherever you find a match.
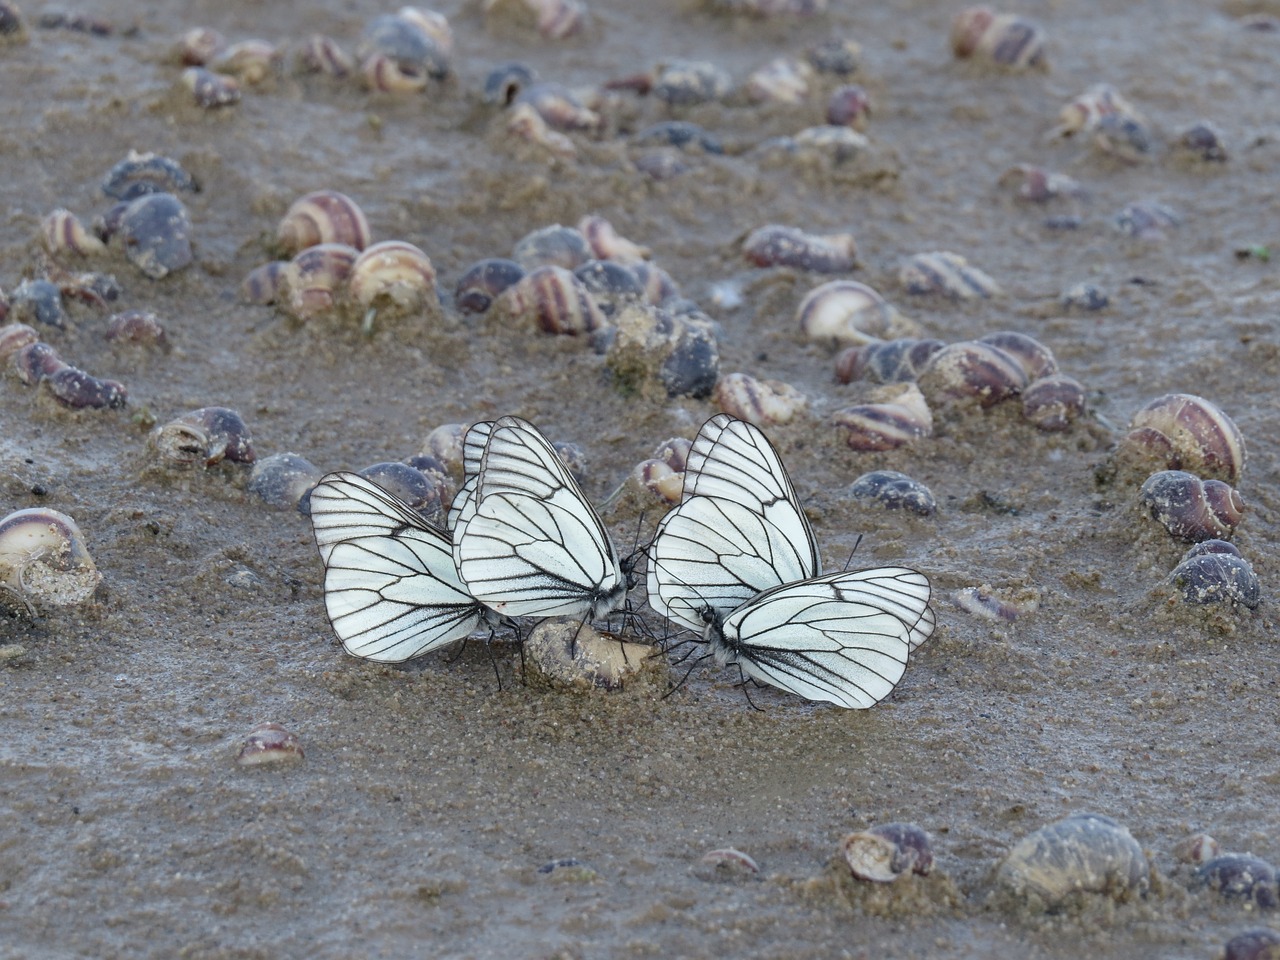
[1168,542,1260,609]
[1138,470,1244,543]
[832,382,933,451]
[0,507,101,608]
[743,225,858,273]
[993,812,1149,909]
[1224,930,1280,960]
[348,240,438,319]
[150,406,255,468]
[236,722,304,767]
[1172,832,1221,865]
[849,470,936,517]
[493,265,608,336]
[512,223,594,270]
[105,310,168,347]
[836,338,943,385]
[899,252,1001,299]
[1192,854,1280,909]
[101,151,200,201]
[1021,375,1086,431]
[605,304,720,400]
[693,848,761,883]
[523,619,657,691]
[841,823,934,882]
[454,258,525,314]
[1116,393,1245,485]
[248,453,324,511]
[916,341,1027,409]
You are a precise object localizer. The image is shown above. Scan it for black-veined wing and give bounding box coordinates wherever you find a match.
[309,472,489,662]
[446,419,494,534]
[453,416,627,620]
[706,566,932,709]
[647,414,820,632]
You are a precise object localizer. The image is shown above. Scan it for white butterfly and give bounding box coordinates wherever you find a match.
[452,416,627,620]
[703,566,934,709]
[309,472,492,662]
[647,413,821,633]
[445,419,493,534]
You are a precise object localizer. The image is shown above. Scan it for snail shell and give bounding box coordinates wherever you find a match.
[101,151,199,201]
[977,331,1057,380]
[745,56,813,105]
[150,406,255,467]
[493,265,608,336]
[13,341,67,385]
[359,461,446,525]
[484,0,585,40]
[1224,930,1280,960]
[994,813,1149,909]
[212,39,281,84]
[348,240,437,315]
[419,423,466,479]
[916,341,1028,408]
[1175,121,1229,163]
[10,280,66,329]
[577,215,650,264]
[182,67,241,108]
[46,367,128,409]
[1168,543,1260,609]
[899,251,1001,299]
[652,59,734,105]
[483,61,537,105]
[174,27,223,66]
[1115,201,1180,240]
[523,620,655,691]
[693,848,760,884]
[1051,84,1147,140]
[0,322,39,363]
[835,338,944,385]
[996,164,1084,202]
[505,102,577,160]
[358,11,450,83]
[1020,375,1086,432]
[454,258,525,314]
[1119,393,1245,485]
[714,372,807,426]
[743,226,857,273]
[105,310,167,347]
[841,823,934,883]
[832,382,932,451]
[631,262,680,305]
[1093,114,1153,163]
[0,507,100,608]
[276,190,371,257]
[513,82,600,133]
[806,37,861,75]
[634,437,693,503]
[1138,470,1244,543]
[1061,282,1108,311]
[632,121,723,154]
[797,280,916,347]
[951,585,1036,622]
[248,453,324,511]
[298,34,355,78]
[574,260,644,317]
[362,52,427,93]
[236,722,303,767]
[849,470,936,517]
[826,84,871,130]
[42,209,106,256]
[284,243,359,320]
[240,260,289,305]
[605,305,720,400]
[1172,832,1221,865]
[118,193,194,280]
[1193,855,1279,909]
[950,7,1046,69]
[512,224,594,271]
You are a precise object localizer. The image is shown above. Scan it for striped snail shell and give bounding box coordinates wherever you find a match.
[298,34,355,78]
[835,338,943,385]
[849,470,936,517]
[1020,375,1086,432]
[976,331,1057,380]
[832,382,932,451]
[950,7,1046,70]
[743,226,857,273]
[150,406,255,467]
[0,507,100,608]
[42,209,106,256]
[1118,393,1245,484]
[275,190,371,257]
[512,224,594,270]
[493,265,607,335]
[0,322,39,363]
[714,372,807,426]
[916,340,1027,408]
[241,261,290,305]
[1138,470,1244,543]
[797,280,918,347]
[453,258,525,314]
[182,67,241,109]
[899,251,1001,300]
[577,215,650,264]
[284,243,358,320]
[348,240,437,317]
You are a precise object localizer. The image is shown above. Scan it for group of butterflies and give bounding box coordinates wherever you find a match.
[309,414,935,709]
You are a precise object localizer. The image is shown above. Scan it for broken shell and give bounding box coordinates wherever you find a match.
[212,39,281,84]
[806,37,860,75]
[1115,201,1180,240]
[835,338,944,385]
[652,59,733,105]
[348,240,437,320]
[849,470,936,517]
[505,102,577,159]
[1175,121,1229,162]
[714,372,806,426]
[236,722,304,767]
[240,260,289,305]
[41,209,106,256]
[514,83,600,132]
[1021,375,1086,431]
[12,341,67,385]
[994,813,1149,909]
[899,251,1001,299]
[101,151,199,201]
[574,260,644,317]
[1168,545,1260,609]
[454,258,525,313]
[1119,393,1245,484]
[693,848,761,884]
[577,215,650,264]
[105,310,167,346]
[1193,855,1279,909]
[606,305,720,399]
[977,331,1057,381]
[276,190,371,257]
[745,56,812,104]
[284,243,359,320]
[743,226,857,273]
[841,823,934,883]
[493,265,607,335]
[9,280,66,328]
[832,382,932,451]
[826,84,872,130]
[483,60,537,104]
[950,6,1046,69]
[182,66,241,108]
[0,322,38,363]
[118,193,193,280]
[523,619,656,691]
[1173,832,1221,865]
[0,507,101,607]
[174,26,223,65]
[1139,470,1244,543]
[150,406,255,467]
[248,452,324,510]
[513,224,594,270]
[46,367,127,409]
[298,34,355,77]
[997,164,1085,202]
[916,341,1028,408]
[796,280,912,346]
[1224,930,1280,960]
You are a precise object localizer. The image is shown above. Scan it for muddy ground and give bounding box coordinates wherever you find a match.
[2,0,1280,957]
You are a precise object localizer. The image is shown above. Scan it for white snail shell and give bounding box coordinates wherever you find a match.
[713,372,807,426]
[995,813,1149,909]
[796,280,917,347]
[0,507,101,608]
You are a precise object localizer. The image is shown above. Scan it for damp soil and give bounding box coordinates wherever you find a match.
[2,0,1280,957]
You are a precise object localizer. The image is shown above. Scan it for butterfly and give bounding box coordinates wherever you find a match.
[646,413,821,634]
[703,566,934,709]
[451,416,628,620]
[309,471,493,662]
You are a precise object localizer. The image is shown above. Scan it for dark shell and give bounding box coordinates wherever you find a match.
[652,59,733,106]
[248,453,324,511]
[835,338,943,385]
[743,225,857,273]
[1176,121,1229,162]
[606,305,719,400]
[454,258,525,314]
[1169,550,1260,609]
[805,37,860,75]
[1094,114,1152,161]
[1121,393,1246,485]
[1021,375,1086,432]
[826,85,871,130]
[977,331,1057,381]
[512,224,593,271]
[119,193,194,280]
[900,251,1000,299]
[496,265,607,336]
[359,461,445,525]
[37,10,111,34]
[359,12,449,80]
[483,61,537,105]
[573,260,644,317]
[849,470,936,517]
[632,121,723,154]
[13,341,68,385]
[46,367,127,409]
[1193,855,1279,909]
[1138,470,1244,543]
[101,152,199,201]
[630,262,680,305]
[1224,930,1280,960]
[9,280,66,329]
[61,271,121,306]
[104,310,167,346]
[0,0,28,41]
[151,406,255,467]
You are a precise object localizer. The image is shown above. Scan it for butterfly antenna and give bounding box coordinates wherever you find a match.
[661,649,713,701]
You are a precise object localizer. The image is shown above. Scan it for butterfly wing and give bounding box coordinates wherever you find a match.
[309,472,487,662]
[711,567,931,709]
[454,417,625,619]
[446,419,494,534]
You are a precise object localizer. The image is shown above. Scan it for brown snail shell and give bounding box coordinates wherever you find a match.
[483,61,537,105]
[41,209,106,256]
[577,215,650,264]
[994,813,1149,909]
[976,331,1057,380]
[512,224,594,271]
[240,260,289,305]
[105,310,167,347]
[832,382,932,451]
[0,322,39,363]
[236,722,304,767]
[174,27,223,65]
[505,102,577,160]
[284,243,359,320]
[181,67,241,108]
[359,461,447,525]
[899,251,1001,299]
[835,338,944,385]
[1172,832,1221,865]
[916,341,1028,408]
[826,84,871,130]
[745,56,813,104]
[1138,470,1243,543]
[454,258,525,314]
[150,406,255,467]
[743,225,857,273]
[1021,375,1086,431]
[493,265,607,335]
[841,823,934,883]
[298,34,355,77]
[1120,393,1245,484]
[248,452,323,511]
[524,620,656,691]
[276,190,371,257]
[1193,855,1279,909]
[796,280,915,347]
[0,507,100,608]
[714,372,807,426]
[950,7,1046,69]
[348,240,437,328]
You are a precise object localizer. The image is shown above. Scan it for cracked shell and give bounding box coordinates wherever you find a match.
[0,508,101,608]
[150,407,255,467]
